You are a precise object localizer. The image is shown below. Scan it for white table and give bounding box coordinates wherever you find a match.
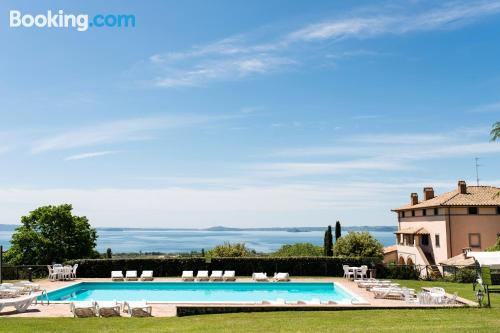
[348,267,361,280]
[51,266,72,281]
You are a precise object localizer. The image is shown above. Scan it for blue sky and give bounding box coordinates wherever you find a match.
[0,0,499,228]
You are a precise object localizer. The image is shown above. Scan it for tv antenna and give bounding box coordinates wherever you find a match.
[474,157,481,186]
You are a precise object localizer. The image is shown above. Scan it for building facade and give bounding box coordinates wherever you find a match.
[392,181,500,271]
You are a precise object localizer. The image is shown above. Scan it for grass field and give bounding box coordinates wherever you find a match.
[0,280,498,333]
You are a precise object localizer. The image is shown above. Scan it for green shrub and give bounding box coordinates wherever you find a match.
[379,263,420,280]
[332,232,383,259]
[443,268,477,283]
[207,243,255,257]
[272,243,323,257]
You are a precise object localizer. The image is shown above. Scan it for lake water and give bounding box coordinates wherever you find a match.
[0,229,395,253]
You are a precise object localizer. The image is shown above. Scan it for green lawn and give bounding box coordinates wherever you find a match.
[0,280,499,333]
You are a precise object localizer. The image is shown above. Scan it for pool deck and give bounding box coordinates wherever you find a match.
[0,277,476,318]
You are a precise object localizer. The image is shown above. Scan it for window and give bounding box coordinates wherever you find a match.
[411,210,415,217]
[401,211,405,218]
[468,207,478,215]
[421,234,429,246]
[435,234,440,248]
[434,208,439,215]
[468,233,481,247]
[423,209,427,216]
[497,207,500,215]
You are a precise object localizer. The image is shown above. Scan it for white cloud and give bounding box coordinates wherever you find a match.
[31,114,233,153]
[65,151,118,161]
[153,56,295,88]
[288,1,500,42]
[469,101,500,113]
[0,184,401,227]
[0,146,11,154]
[142,1,500,88]
[273,130,500,158]
[250,159,409,177]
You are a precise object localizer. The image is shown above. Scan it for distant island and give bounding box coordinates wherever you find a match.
[0,224,397,233]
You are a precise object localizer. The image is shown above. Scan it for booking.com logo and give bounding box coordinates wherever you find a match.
[9,10,135,32]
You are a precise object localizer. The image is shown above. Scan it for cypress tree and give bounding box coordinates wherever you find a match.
[335,221,342,241]
[323,225,333,256]
[106,248,112,259]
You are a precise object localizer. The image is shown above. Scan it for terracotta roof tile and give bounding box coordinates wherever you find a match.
[393,185,500,211]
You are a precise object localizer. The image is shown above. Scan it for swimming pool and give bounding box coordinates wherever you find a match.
[45,282,360,304]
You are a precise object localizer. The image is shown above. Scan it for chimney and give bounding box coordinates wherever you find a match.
[458,180,467,194]
[410,193,418,206]
[423,187,434,201]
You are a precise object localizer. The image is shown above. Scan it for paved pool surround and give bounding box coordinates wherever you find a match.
[0,277,475,318]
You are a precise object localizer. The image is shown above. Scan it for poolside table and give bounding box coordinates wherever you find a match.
[348,267,361,280]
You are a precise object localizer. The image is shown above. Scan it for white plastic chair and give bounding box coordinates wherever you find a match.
[356,265,368,279]
[343,265,354,279]
[71,264,78,279]
[47,266,58,281]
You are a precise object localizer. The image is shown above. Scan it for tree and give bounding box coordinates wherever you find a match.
[323,226,333,256]
[332,232,383,259]
[486,236,500,251]
[491,122,500,141]
[273,243,323,257]
[4,204,98,264]
[106,248,112,259]
[207,242,256,257]
[335,221,342,241]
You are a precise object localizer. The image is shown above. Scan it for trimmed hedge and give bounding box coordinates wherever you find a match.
[66,257,383,278]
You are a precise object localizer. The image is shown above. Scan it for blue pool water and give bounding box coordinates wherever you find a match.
[46,282,358,304]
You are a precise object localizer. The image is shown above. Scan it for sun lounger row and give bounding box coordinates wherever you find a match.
[109,270,291,282]
[252,272,290,282]
[0,282,42,299]
[111,271,153,281]
[181,270,236,281]
[71,300,152,317]
[262,298,336,305]
[354,278,399,290]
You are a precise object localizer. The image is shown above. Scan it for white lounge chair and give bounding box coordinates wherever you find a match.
[223,271,236,281]
[123,300,152,317]
[403,289,419,304]
[0,294,38,313]
[140,270,154,281]
[125,271,138,281]
[297,298,337,305]
[372,287,415,300]
[252,272,268,281]
[0,287,21,298]
[262,298,286,305]
[210,271,223,281]
[70,301,97,317]
[273,272,290,282]
[196,271,209,281]
[14,281,41,292]
[96,300,121,317]
[111,271,124,281]
[182,271,194,281]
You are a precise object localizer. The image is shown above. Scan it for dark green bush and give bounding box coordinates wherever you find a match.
[443,267,476,283]
[66,257,383,278]
[378,264,420,280]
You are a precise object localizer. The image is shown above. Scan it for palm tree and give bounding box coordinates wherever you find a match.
[491,122,500,141]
